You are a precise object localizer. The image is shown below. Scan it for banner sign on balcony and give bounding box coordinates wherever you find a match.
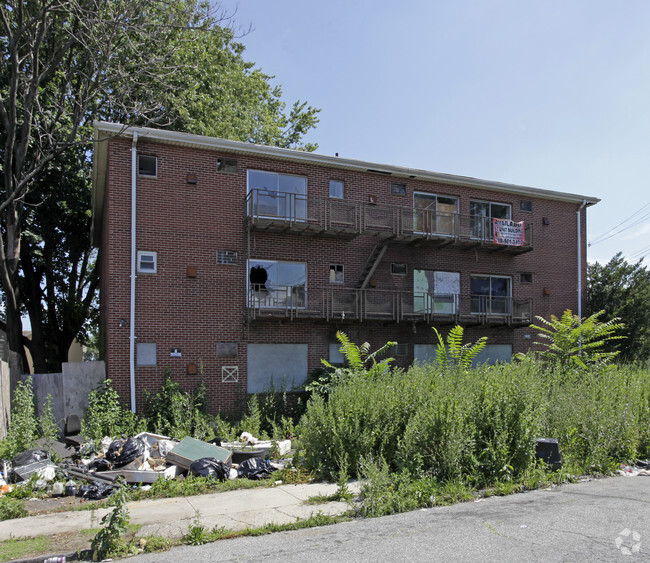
[493,219,524,246]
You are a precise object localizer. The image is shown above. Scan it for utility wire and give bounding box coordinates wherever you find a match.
[589,206,650,246]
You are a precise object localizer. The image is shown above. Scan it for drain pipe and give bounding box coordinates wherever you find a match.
[577,199,588,320]
[129,132,138,413]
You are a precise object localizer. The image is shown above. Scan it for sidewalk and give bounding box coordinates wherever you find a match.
[1,482,359,542]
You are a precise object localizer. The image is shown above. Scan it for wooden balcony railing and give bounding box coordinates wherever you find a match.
[246,285,533,326]
[245,190,533,252]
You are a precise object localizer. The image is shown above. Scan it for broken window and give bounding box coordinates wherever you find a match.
[329,264,344,284]
[248,259,306,309]
[413,270,459,314]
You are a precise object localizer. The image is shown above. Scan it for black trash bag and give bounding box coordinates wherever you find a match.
[237,458,276,480]
[88,457,113,472]
[105,437,145,468]
[11,449,49,467]
[189,457,229,482]
[77,481,113,500]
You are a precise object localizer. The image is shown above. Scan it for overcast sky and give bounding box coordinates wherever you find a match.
[219,0,650,265]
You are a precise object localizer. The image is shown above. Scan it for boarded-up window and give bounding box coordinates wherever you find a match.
[247,344,308,393]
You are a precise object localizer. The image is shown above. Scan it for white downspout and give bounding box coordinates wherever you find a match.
[577,199,588,320]
[130,132,138,413]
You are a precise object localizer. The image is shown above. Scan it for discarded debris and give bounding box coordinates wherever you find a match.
[189,457,229,481]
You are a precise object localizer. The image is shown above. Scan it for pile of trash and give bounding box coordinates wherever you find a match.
[0,431,291,501]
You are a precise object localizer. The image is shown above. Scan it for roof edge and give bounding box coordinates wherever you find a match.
[93,121,601,206]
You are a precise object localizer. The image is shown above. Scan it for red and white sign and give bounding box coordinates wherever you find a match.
[493,219,524,246]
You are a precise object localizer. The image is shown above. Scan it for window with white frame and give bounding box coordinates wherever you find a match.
[137,155,157,177]
[137,251,157,274]
[248,259,307,309]
[329,264,344,284]
[470,275,512,315]
[247,170,307,221]
[329,180,344,199]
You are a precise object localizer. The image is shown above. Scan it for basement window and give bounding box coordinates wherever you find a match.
[137,251,157,274]
[138,155,157,177]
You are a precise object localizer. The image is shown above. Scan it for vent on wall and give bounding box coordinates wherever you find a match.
[217,250,238,265]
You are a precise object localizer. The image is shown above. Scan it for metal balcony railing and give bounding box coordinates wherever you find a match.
[246,285,533,325]
[246,190,533,251]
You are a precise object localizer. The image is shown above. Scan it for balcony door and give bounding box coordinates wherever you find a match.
[413,193,458,236]
[413,269,459,314]
[248,170,307,221]
[470,275,511,315]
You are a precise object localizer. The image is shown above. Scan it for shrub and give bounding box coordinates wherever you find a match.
[82,379,144,441]
[143,370,212,440]
[0,378,38,459]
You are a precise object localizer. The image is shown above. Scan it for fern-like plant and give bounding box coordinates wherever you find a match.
[432,325,487,369]
[306,331,396,396]
[530,309,624,368]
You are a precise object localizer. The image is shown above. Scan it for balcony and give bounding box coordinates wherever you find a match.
[245,190,533,253]
[246,285,533,326]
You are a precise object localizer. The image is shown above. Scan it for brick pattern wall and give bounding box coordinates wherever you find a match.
[100,136,588,413]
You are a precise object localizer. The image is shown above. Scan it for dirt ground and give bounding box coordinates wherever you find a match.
[23,495,103,516]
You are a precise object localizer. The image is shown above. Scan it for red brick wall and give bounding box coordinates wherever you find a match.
[99,136,588,413]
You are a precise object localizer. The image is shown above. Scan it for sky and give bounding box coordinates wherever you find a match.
[218,0,650,265]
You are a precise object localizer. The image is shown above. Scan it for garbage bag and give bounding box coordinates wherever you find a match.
[77,481,113,500]
[189,457,229,482]
[105,437,145,468]
[11,449,49,467]
[88,458,112,472]
[237,458,277,480]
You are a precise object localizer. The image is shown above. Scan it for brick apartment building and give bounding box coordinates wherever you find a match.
[92,121,599,413]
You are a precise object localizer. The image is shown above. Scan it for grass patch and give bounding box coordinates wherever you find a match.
[0,536,50,562]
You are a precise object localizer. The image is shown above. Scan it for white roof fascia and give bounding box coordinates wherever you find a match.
[93,121,600,206]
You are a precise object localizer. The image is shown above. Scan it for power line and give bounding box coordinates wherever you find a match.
[589,205,650,246]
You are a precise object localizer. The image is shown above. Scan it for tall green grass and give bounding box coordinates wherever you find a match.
[299,357,650,485]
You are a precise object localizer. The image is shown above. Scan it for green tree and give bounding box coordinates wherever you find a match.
[2,2,319,374]
[587,252,650,362]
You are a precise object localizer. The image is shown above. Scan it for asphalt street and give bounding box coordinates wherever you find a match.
[126,474,650,562]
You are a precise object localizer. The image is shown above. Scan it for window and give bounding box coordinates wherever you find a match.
[471,275,511,315]
[217,250,238,265]
[413,270,459,314]
[217,158,238,173]
[137,155,157,177]
[470,200,511,239]
[136,343,156,366]
[137,251,157,274]
[329,180,344,199]
[520,272,533,284]
[329,264,344,284]
[520,200,533,212]
[247,344,308,393]
[247,170,307,221]
[391,182,407,196]
[413,193,458,236]
[391,263,407,275]
[248,259,306,309]
[392,343,408,357]
[329,343,345,364]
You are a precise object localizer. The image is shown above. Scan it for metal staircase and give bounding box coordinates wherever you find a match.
[357,243,388,289]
